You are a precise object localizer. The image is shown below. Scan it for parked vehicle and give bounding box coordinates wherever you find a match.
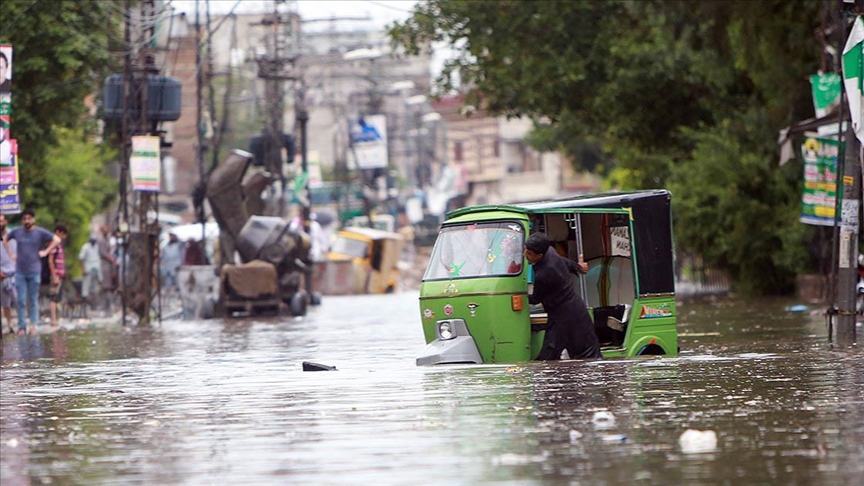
[323,227,405,294]
[416,190,678,365]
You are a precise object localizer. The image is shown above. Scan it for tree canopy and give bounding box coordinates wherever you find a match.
[390,0,827,294]
[0,0,121,270]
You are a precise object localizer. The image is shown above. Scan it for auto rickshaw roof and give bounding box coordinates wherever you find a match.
[514,189,671,212]
[445,190,671,219]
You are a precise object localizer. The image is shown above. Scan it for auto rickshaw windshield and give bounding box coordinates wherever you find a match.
[423,221,525,280]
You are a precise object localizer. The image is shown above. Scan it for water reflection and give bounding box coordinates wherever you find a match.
[1,293,862,485]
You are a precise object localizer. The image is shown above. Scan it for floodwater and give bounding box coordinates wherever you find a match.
[1,292,862,485]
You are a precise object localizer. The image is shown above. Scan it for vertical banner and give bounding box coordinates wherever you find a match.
[799,136,839,226]
[0,44,16,214]
[0,44,11,107]
[130,135,161,191]
[0,138,19,214]
[348,114,388,169]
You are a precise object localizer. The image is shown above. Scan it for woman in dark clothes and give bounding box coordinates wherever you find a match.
[524,232,601,360]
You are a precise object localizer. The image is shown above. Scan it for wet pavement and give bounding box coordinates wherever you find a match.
[1,292,863,485]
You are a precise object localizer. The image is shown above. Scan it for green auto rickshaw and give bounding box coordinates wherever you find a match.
[417,190,678,365]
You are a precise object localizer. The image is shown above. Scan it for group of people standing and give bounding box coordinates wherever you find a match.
[1,210,118,335]
[77,225,120,313]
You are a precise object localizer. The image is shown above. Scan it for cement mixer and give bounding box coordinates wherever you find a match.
[179,149,313,318]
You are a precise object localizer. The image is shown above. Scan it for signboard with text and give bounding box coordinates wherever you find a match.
[130,135,161,191]
[348,114,388,170]
[0,44,16,214]
[800,136,838,226]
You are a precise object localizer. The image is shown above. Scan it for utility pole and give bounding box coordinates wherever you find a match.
[254,1,295,217]
[111,0,177,325]
[831,0,860,346]
[131,0,161,325]
[835,125,860,345]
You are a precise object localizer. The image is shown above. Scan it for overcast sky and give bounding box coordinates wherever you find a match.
[171,0,419,30]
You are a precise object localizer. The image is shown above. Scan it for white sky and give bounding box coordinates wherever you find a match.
[171,0,450,78]
[171,0,419,29]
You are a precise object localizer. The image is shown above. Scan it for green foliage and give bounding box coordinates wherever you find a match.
[0,0,121,275]
[391,0,825,294]
[34,127,117,277]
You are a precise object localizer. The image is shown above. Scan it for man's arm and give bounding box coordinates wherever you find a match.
[38,233,61,258]
[566,253,588,275]
[0,239,14,278]
[2,233,14,262]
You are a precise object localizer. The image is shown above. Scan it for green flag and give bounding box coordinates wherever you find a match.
[810,73,841,118]
[842,15,864,143]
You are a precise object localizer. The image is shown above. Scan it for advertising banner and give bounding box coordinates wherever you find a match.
[348,115,388,170]
[0,44,11,110]
[130,135,161,191]
[799,136,838,226]
[0,44,16,214]
[0,138,20,214]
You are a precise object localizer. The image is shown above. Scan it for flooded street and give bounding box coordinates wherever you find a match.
[1,292,863,485]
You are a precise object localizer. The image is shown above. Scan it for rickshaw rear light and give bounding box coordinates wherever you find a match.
[511,295,523,311]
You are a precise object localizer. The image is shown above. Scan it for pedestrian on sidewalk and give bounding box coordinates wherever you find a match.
[0,214,17,334]
[6,208,62,335]
[78,235,101,307]
[47,224,68,328]
[98,225,118,314]
[160,232,184,292]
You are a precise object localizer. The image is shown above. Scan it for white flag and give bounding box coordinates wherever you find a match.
[842,16,864,144]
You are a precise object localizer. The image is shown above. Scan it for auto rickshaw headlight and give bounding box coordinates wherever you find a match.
[438,321,455,340]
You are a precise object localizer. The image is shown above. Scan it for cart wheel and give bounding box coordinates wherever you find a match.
[290,292,309,317]
[310,292,323,306]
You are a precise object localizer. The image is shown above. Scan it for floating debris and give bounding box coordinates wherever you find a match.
[592,411,616,429]
[302,361,337,372]
[679,429,717,453]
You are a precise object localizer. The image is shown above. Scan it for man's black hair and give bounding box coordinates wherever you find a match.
[525,232,551,254]
[54,223,68,234]
[21,208,35,218]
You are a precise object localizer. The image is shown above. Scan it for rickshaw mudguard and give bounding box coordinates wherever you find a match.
[416,334,483,366]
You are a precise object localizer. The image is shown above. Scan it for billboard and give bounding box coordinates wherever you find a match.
[799,136,838,226]
[348,114,388,170]
[130,135,161,191]
[0,45,17,214]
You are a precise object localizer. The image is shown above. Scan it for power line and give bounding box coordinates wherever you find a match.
[366,1,414,14]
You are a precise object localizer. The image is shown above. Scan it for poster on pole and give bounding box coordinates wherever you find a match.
[0,138,20,214]
[0,44,11,109]
[130,135,161,192]
[348,115,388,170]
[799,136,838,226]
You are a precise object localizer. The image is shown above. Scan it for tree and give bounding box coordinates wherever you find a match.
[390,0,824,294]
[0,0,121,273]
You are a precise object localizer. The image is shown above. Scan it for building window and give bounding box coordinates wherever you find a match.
[454,141,464,162]
[493,140,500,158]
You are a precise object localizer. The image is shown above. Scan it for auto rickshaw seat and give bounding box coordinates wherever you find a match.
[592,304,627,346]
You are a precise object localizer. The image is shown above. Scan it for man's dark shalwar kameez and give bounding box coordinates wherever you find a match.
[529,249,601,360]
